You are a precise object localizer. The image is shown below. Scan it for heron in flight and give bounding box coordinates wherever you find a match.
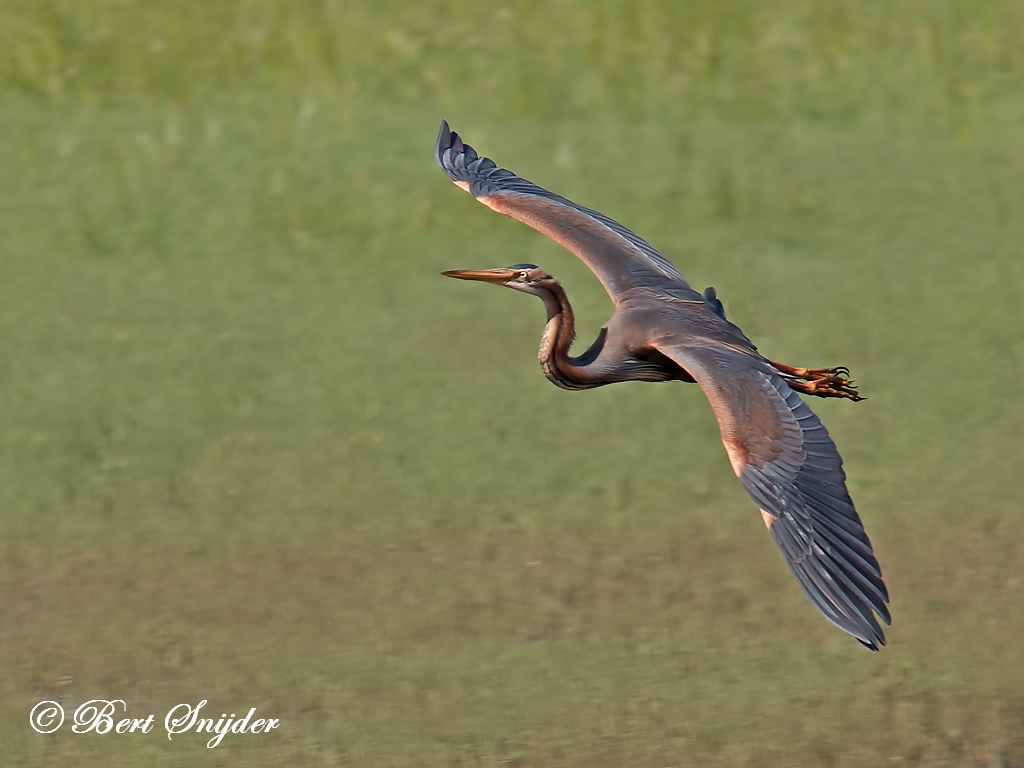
[436,121,889,650]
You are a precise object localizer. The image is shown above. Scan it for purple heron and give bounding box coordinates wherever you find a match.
[436,121,889,650]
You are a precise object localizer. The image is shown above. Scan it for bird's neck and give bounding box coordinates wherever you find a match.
[537,283,600,390]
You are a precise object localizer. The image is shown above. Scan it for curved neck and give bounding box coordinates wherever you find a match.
[536,282,601,390]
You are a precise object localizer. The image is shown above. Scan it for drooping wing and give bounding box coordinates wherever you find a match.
[655,342,890,649]
[436,121,702,304]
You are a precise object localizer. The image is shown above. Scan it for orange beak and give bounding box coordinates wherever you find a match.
[441,268,518,285]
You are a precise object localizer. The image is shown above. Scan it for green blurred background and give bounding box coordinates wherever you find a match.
[2,1,1023,765]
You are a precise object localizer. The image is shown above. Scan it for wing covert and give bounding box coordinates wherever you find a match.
[436,121,701,303]
[655,342,890,650]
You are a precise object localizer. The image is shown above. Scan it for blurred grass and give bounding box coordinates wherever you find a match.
[1,1,1024,766]
[3,0,1024,120]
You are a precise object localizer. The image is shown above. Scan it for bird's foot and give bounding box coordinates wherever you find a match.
[786,375,863,401]
[770,360,864,401]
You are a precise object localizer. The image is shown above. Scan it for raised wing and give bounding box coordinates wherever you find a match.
[655,342,890,649]
[436,121,702,304]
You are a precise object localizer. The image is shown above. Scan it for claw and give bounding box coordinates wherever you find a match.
[769,359,863,401]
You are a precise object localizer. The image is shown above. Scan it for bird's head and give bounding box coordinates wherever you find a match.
[441,264,555,296]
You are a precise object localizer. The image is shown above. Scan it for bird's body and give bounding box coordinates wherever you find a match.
[436,121,889,650]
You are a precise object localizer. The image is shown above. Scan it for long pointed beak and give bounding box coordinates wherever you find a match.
[441,268,517,284]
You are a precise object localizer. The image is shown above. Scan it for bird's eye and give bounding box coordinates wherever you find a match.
[519,271,529,280]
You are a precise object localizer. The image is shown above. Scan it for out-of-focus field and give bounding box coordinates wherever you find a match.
[2,2,1024,766]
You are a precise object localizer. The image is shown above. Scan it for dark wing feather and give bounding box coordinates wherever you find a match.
[655,342,890,650]
[436,121,702,304]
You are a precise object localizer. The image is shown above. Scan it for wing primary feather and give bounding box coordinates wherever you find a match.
[795,481,859,518]
[811,510,878,560]
[801,555,878,641]
[813,523,886,587]
[820,549,891,623]
[808,553,884,641]
[786,556,864,636]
